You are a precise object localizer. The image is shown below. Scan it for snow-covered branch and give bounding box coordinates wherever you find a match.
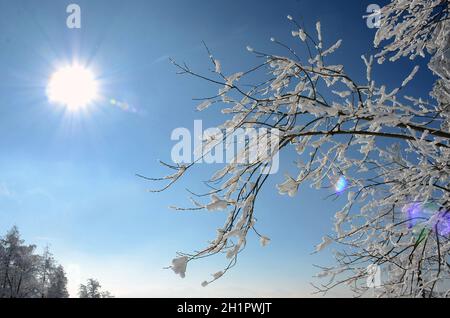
[146,0,450,297]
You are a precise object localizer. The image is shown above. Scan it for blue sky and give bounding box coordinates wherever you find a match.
[0,0,434,297]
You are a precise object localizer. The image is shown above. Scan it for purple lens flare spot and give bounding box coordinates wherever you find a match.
[404,203,423,229]
[403,202,450,237]
[435,211,450,237]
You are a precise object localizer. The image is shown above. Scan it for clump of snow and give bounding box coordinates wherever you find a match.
[171,256,188,278]
[260,236,271,247]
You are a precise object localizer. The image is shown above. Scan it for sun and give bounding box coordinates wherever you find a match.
[47,64,99,110]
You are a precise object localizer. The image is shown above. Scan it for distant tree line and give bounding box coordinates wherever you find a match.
[0,226,113,298]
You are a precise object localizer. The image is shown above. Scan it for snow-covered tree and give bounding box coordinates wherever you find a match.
[146,0,450,297]
[79,278,113,298]
[47,265,69,298]
[0,226,40,298]
[36,247,69,298]
[37,246,55,298]
[0,227,69,298]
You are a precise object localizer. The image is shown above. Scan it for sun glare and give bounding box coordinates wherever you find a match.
[47,64,98,110]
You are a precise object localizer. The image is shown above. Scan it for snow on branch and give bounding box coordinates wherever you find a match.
[145,0,450,297]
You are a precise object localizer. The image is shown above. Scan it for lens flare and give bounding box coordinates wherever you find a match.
[436,212,450,236]
[334,176,347,194]
[404,202,423,229]
[403,202,450,237]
